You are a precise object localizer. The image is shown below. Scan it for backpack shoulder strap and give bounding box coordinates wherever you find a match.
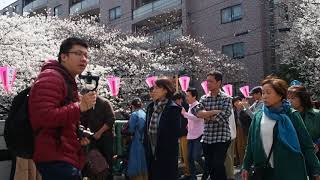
[60,74,74,105]
[54,72,74,145]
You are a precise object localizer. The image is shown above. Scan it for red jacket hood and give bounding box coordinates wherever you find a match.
[41,60,75,84]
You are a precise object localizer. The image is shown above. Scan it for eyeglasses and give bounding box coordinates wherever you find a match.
[66,51,89,59]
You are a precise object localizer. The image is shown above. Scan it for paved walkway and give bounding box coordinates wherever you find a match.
[114,167,242,180]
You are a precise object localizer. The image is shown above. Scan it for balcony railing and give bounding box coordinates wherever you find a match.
[133,0,181,20]
[70,0,99,16]
[23,0,48,13]
[152,28,182,45]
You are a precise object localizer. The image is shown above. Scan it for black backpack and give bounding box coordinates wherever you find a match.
[4,74,73,159]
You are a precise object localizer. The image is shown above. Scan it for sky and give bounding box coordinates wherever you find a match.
[0,0,17,10]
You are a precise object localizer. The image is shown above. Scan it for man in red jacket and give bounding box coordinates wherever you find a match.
[28,37,97,180]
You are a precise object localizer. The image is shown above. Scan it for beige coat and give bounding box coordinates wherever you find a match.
[14,157,41,180]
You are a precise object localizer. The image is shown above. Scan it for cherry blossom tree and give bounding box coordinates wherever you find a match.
[279,1,320,97]
[0,14,246,118]
[0,15,152,116]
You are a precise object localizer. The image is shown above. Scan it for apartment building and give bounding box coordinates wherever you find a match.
[0,0,22,16]
[0,0,290,86]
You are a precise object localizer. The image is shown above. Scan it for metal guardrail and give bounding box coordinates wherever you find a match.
[0,119,128,177]
[0,119,127,152]
[70,0,100,16]
[0,119,10,161]
[133,0,181,19]
[152,28,183,45]
[23,0,48,13]
[0,120,7,150]
[0,120,11,180]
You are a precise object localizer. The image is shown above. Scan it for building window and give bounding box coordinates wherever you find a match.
[221,4,242,24]
[109,6,121,21]
[222,42,245,59]
[2,11,9,15]
[14,5,20,14]
[24,0,33,6]
[54,5,62,17]
[278,3,289,21]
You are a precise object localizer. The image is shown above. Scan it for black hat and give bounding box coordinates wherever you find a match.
[250,86,262,95]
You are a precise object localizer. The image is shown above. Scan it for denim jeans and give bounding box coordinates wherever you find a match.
[36,161,82,180]
[188,136,205,179]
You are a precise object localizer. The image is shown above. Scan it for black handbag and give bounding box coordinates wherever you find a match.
[248,123,277,180]
[248,165,274,180]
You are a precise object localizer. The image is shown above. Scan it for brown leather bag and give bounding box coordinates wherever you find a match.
[86,149,109,175]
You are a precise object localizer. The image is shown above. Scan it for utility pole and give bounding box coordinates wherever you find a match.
[268,0,277,74]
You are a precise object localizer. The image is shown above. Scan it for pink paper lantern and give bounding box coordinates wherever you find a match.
[107,76,121,96]
[0,67,4,82]
[0,66,16,92]
[0,67,4,90]
[239,85,250,98]
[178,76,190,92]
[201,81,209,95]
[146,76,157,88]
[222,84,233,97]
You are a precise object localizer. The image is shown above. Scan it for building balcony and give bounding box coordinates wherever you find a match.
[70,0,100,16]
[23,0,48,13]
[133,0,181,21]
[151,28,182,45]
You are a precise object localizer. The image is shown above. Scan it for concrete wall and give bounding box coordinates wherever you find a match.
[101,0,133,33]
[185,0,269,86]
[47,0,70,18]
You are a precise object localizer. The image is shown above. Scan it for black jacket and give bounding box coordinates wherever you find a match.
[81,96,115,134]
[144,100,181,180]
[178,102,189,137]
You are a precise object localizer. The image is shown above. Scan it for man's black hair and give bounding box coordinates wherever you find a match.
[232,96,243,106]
[186,87,198,99]
[250,86,262,95]
[172,91,185,101]
[58,37,89,63]
[207,70,223,82]
[131,97,143,109]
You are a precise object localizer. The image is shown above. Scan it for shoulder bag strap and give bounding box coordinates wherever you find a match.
[264,122,278,168]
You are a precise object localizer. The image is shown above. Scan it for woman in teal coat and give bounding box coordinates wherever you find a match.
[288,85,320,179]
[241,76,320,180]
[287,85,320,144]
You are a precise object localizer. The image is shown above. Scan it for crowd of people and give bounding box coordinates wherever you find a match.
[6,37,320,180]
